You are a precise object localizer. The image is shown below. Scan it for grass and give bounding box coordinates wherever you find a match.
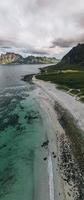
[36,66,84,102]
[80,96,84,102]
[56,85,69,91]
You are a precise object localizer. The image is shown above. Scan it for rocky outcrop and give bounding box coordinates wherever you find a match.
[0,52,23,64]
[61,43,84,66]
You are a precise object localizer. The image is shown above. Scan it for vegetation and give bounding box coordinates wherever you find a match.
[36,44,84,102]
[36,69,84,102]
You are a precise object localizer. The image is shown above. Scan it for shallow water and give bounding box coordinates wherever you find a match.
[0,64,46,200]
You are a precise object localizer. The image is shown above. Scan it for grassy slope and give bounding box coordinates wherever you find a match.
[36,64,84,102]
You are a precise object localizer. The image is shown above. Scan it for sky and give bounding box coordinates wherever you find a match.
[0,0,84,58]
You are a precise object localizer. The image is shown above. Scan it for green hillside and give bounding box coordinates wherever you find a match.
[36,44,84,102]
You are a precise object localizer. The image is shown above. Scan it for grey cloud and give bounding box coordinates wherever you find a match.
[0,0,84,58]
[18,47,49,56]
[29,49,49,56]
[50,33,84,48]
[50,38,76,48]
[0,44,49,58]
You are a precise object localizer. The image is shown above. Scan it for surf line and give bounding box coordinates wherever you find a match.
[48,151,55,200]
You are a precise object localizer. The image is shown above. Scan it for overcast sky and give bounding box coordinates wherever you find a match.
[0,0,84,58]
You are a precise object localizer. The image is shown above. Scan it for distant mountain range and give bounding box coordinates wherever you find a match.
[61,43,84,66]
[0,52,58,64]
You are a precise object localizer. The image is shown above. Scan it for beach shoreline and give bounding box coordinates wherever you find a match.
[32,77,84,200]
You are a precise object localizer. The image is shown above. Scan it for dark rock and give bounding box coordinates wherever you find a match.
[67,192,71,196]
[21,74,35,83]
[61,43,84,66]
[43,157,47,161]
[41,140,49,148]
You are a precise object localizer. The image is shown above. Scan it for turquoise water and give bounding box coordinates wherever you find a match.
[0,65,46,200]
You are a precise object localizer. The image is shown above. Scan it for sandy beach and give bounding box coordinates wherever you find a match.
[32,77,84,200]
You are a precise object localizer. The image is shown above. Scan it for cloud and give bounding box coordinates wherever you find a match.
[74,12,84,28]
[0,0,84,58]
[50,33,84,48]
[0,45,49,58]
[50,38,75,48]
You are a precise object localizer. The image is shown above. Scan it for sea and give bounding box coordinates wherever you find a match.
[0,64,47,200]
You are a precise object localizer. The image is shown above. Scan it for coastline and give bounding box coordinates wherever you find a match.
[33,85,66,200]
[21,73,84,199]
[32,77,84,199]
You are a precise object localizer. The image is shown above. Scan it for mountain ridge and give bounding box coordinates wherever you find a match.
[61,43,84,66]
[0,52,58,65]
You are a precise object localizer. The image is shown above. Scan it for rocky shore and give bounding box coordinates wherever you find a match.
[21,74,35,83]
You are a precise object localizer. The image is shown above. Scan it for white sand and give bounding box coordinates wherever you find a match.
[33,77,84,132]
[32,77,82,200]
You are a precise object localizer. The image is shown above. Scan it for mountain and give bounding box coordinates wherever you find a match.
[0,53,24,64]
[61,43,84,66]
[39,43,84,73]
[24,55,57,64]
[0,52,58,64]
